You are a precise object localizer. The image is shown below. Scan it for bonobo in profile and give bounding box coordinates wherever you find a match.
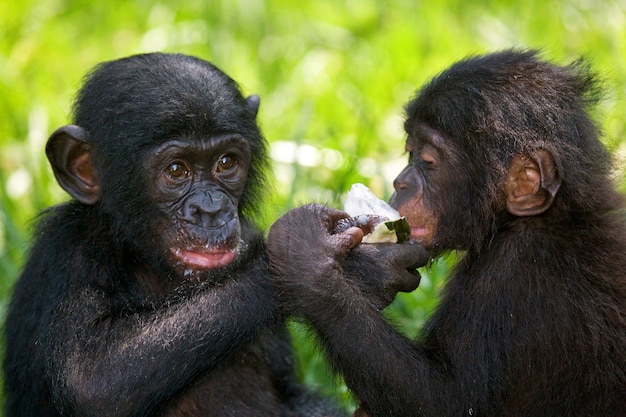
[268,50,626,417]
[3,53,343,417]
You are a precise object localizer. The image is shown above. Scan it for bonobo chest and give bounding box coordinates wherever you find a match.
[162,341,281,417]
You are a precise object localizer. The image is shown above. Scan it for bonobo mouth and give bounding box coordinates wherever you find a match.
[171,247,236,269]
[410,226,429,240]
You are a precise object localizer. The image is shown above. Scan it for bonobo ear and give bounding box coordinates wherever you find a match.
[505,148,561,216]
[246,94,260,118]
[45,125,101,205]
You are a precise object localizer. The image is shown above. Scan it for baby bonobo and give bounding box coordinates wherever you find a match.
[3,53,344,417]
[267,50,626,417]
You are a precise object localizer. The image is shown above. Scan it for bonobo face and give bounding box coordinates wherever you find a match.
[389,117,487,252]
[147,134,251,271]
[389,123,442,248]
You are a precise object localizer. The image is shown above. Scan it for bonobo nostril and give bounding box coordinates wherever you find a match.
[182,191,230,227]
[393,178,408,190]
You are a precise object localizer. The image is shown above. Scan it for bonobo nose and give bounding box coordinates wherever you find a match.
[390,173,408,209]
[390,166,422,209]
[393,176,409,191]
[393,165,418,191]
[181,191,230,228]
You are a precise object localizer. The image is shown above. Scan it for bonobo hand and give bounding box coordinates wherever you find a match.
[343,241,427,310]
[267,203,429,314]
[267,204,361,295]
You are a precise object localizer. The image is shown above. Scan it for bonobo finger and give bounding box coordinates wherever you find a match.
[388,243,428,292]
[376,242,430,270]
[299,203,354,234]
[270,204,338,241]
[394,268,422,293]
[333,214,386,236]
[330,226,364,250]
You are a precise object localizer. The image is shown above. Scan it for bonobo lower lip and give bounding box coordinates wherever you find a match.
[172,248,236,269]
[410,226,428,239]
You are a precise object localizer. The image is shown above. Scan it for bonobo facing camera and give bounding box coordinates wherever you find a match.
[3,53,343,417]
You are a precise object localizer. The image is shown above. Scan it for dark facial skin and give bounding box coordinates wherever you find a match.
[148,136,251,272]
[390,124,448,247]
[268,50,626,417]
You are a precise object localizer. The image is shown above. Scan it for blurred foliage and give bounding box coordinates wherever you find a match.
[1,0,625,410]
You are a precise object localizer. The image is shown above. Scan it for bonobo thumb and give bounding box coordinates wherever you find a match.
[329,226,364,251]
[343,241,429,309]
[396,242,430,270]
[377,242,429,292]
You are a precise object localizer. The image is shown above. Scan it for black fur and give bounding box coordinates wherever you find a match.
[3,53,343,417]
[268,50,626,417]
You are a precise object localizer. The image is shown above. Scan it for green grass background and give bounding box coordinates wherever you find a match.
[1,0,626,410]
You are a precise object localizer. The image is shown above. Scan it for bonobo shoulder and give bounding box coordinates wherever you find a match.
[4,53,340,417]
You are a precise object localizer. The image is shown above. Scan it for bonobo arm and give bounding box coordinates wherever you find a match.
[44,258,277,417]
[268,204,427,313]
[268,204,440,416]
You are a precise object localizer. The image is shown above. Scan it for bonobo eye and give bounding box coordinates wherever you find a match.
[420,144,438,166]
[165,160,191,180]
[216,154,238,173]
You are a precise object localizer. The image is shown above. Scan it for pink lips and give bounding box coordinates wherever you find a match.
[172,248,236,269]
[410,226,428,239]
